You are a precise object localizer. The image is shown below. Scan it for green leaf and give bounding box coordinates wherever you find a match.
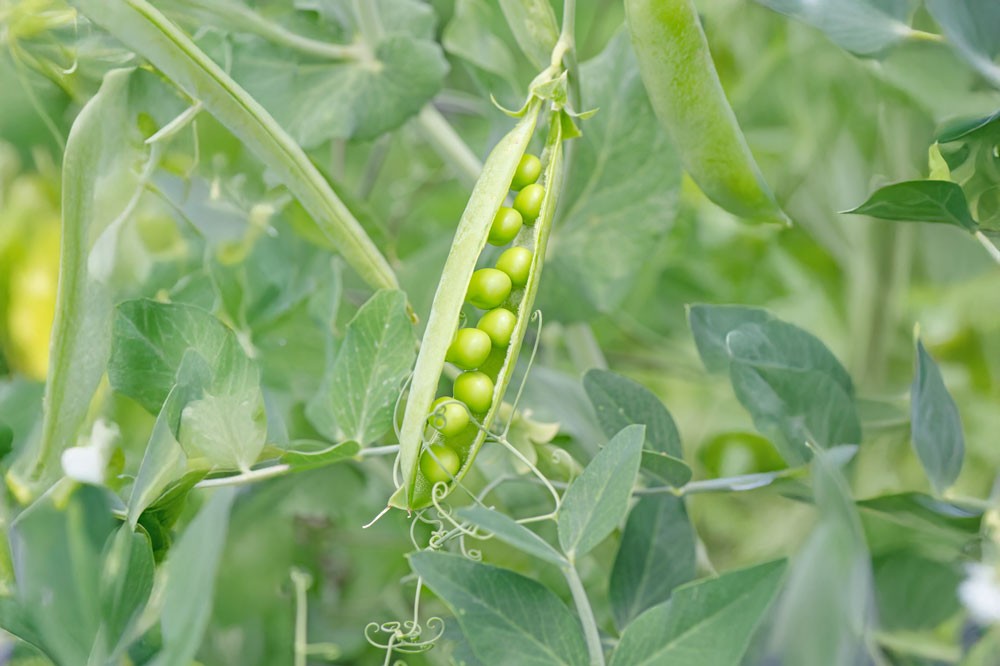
[729,364,861,464]
[722,318,860,464]
[149,487,236,666]
[609,559,787,666]
[70,0,400,293]
[7,69,130,496]
[109,299,257,414]
[873,551,961,631]
[0,596,45,655]
[687,304,773,374]
[857,492,982,553]
[127,350,211,528]
[178,387,267,471]
[691,308,854,395]
[278,439,361,472]
[9,484,116,666]
[910,339,965,493]
[231,34,447,146]
[844,180,978,231]
[457,506,567,566]
[443,0,518,84]
[409,551,588,666]
[306,290,414,445]
[754,0,915,56]
[98,525,155,658]
[558,424,645,559]
[583,369,682,458]
[497,0,560,70]
[927,0,1000,89]
[640,450,693,487]
[770,449,875,665]
[542,32,681,318]
[937,108,1000,143]
[610,495,696,630]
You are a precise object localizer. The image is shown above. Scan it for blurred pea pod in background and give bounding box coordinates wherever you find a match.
[626,0,789,225]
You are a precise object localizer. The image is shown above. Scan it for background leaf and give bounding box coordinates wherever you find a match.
[609,559,787,666]
[109,299,258,414]
[98,524,155,658]
[306,289,414,445]
[497,0,560,70]
[558,424,644,559]
[584,368,682,458]
[8,484,116,665]
[150,487,236,666]
[690,306,861,464]
[927,0,1000,89]
[768,450,876,666]
[910,338,965,493]
[754,0,916,56]
[609,494,696,630]
[409,551,588,666]
[845,180,979,231]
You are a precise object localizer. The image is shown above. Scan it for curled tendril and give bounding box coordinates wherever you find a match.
[392,371,414,445]
[364,617,445,656]
[460,537,482,562]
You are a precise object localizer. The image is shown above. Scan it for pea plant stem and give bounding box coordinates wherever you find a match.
[974,231,1000,265]
[173,0,363,60]
[195,464,290,488]
[291,569,310,666]
[416,105,482,189]
[563,562,605,666]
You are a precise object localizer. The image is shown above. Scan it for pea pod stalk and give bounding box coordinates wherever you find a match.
[626,0,788,225]
[391,108,565,511]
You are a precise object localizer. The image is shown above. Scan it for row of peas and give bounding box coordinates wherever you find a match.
[419,154,546,484]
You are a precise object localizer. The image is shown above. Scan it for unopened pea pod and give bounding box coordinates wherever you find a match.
[390,112,565,511]
[625,0,788,225]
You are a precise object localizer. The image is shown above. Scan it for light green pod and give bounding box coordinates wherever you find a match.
[390,110,565,511]
[626,0,788,225]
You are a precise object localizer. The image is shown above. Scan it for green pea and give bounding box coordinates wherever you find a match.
[446,328,492,370]
[466,268,512,310]
[420,444,461,484]
[488,207,524,246]
[428,396,470,437]
[511,153,542,190]
[454,371,494,413]
[476,308,517,348]
[513,184,545,224]
[495,247,533,288]
[625,0,787,224]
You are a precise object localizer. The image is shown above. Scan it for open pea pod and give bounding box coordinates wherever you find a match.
[626,0,788,225]
[391,108,564,511]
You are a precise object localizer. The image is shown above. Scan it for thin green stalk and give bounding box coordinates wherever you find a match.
[195,464,290,488]
[291,569,310,666]
[564,323,608,372]
[170,0,363,60]
[975,230,1000,264]
[352,0,384,41]
[71,0,400,294]
[907,29,945,44]
[416,105,482,189]
[564,563,605,666]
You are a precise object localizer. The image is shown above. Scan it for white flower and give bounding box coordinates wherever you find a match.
[60,419,120,485]
[959,563,1000,625]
